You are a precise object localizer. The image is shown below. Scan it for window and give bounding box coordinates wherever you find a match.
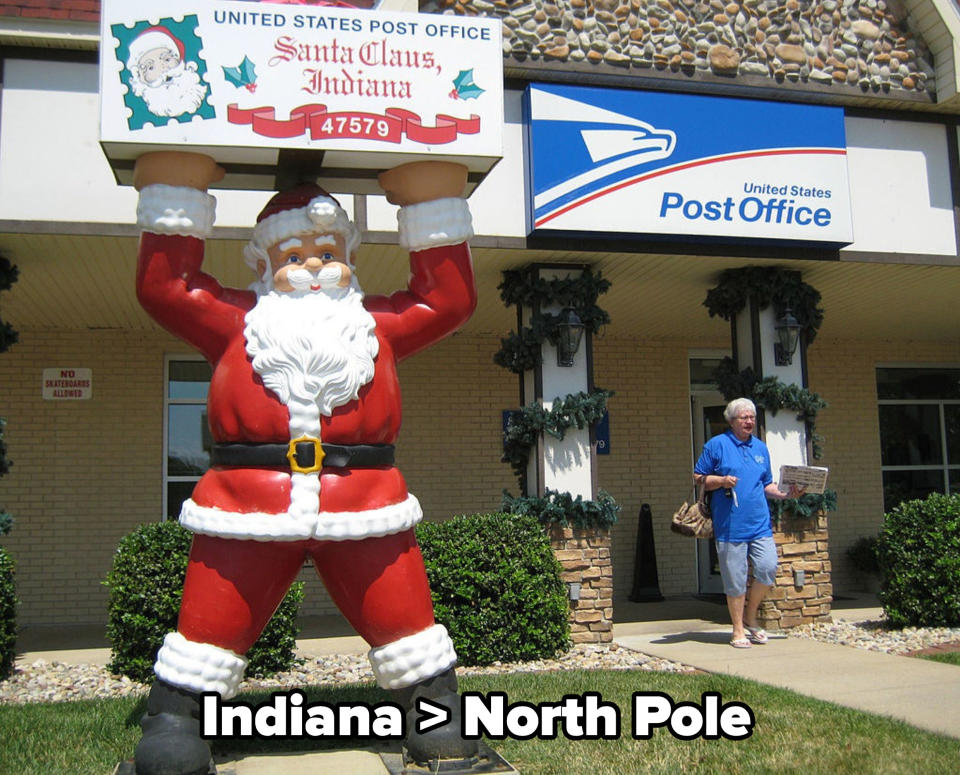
[876,367,960,512]
[164,358,212,520]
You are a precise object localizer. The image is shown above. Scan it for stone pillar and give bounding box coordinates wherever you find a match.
[760,512,833,629]
[520,264,594,500]
[730,271,832,626]
[549,525,613,643]
[516,264,610,638]
[732,290,809,466]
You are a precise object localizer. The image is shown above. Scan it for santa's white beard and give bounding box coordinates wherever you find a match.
[132,64,207,117]
[243,283,379,419]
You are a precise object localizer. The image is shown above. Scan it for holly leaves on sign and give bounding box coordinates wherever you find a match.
[223,55,258,92]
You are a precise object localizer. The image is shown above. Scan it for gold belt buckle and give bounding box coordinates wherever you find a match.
[287,436,324,474]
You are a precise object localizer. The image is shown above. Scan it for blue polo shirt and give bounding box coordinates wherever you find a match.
[694,430,774,542]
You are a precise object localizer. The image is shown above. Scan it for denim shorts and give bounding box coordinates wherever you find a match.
[715,536,778,596]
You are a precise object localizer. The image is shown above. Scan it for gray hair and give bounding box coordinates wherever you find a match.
[724,397,757,423]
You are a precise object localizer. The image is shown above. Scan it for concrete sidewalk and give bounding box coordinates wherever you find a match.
[614,596,960,740]
[16,594,960,774]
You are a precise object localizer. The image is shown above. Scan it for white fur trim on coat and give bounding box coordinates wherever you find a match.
[179,493,423,542]
[137,184,216,239]
[154,631,248,699]
[397,198,473,251]
[368,624,458,690]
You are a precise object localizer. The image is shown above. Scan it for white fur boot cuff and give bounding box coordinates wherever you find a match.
[367,624,458,690]
[154,631,248,699]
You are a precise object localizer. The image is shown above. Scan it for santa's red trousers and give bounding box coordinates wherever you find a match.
[177,529,436,654]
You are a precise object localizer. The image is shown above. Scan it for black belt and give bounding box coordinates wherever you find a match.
[211,438,394,473]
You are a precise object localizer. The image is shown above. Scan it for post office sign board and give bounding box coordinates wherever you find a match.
[526,83,853,246]
[99,0,503,193]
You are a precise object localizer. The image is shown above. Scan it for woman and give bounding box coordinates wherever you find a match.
[694,397,801,648]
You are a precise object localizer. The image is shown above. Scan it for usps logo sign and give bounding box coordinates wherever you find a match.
[526,83,853,246]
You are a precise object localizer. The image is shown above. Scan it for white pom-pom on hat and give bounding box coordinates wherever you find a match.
[244,184,360,272]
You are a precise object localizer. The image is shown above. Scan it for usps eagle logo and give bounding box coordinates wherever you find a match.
[529,86,677,227]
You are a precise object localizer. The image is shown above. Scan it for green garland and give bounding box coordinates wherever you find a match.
[501,488,620,529]
[495,268,617,529]
[713,358,828,459]
[494,268,611,374]
[703,265,824,343]
[503,390,614,487]
[769,489,839,523]
[0,254,17,533]
[0,255,19,355]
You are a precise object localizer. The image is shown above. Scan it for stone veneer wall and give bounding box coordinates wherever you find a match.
[425,0,935,97]
[759,513,832,630]
[549,526,614,643]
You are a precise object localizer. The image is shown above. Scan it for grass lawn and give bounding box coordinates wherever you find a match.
[2,669,958,775]
[917,650,960,667]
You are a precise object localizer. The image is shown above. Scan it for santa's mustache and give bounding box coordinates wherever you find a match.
[286,265,344,291]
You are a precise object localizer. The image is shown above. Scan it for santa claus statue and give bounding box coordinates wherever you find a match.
[131,152,478,775]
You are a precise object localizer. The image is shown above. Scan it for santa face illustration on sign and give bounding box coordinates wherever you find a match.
[126,26,208,118]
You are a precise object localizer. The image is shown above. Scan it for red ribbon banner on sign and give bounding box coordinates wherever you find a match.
[227,104,481,145]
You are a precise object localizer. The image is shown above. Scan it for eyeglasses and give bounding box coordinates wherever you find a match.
[733,415,756,421]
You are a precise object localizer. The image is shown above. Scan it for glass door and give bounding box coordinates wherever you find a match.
[692,392,727,594]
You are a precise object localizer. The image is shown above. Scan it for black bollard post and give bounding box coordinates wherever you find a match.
[630,503,663,602]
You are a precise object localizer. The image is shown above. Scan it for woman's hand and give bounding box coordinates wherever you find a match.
[695,473,737,490]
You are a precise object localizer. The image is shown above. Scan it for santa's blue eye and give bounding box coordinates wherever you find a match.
[321,252,335,261]
[286,254,302,264]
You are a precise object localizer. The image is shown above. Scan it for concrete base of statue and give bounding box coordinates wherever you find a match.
[114,742,517,775]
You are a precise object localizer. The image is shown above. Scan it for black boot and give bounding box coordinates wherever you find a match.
[393,667,479,767]
[133,679,214,775]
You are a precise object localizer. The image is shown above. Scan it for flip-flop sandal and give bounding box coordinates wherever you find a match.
[730,637,752,649]
[746,626,768,644]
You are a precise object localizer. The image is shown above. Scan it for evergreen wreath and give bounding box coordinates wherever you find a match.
[769,489,839,523]
[703,265,824,343]
[494,267,617,529]
[0,253,18,526]
[502,390,613,488]
[0,253,17,680]
[0,255,18,356]
[494,268,611,374]
[705,265,836,515]
[501,488,620,529]
[713,357,828,460]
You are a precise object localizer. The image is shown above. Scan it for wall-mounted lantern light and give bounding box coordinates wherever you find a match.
[553,307,585,367]
[774,308,802,366]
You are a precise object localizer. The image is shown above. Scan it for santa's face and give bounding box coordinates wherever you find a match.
[265,233,352,293]
[137,46,181,86]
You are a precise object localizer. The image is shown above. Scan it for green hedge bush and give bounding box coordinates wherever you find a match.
[877,492,960,628]
[416,512,570,666]
[104,521,303,682]
[0,546,15,680]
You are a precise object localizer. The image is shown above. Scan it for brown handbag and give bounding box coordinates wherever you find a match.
[671,485,714,539]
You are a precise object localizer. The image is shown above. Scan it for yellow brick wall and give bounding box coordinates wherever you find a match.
[593,336,728,601]
[0,329,169,625]
[0,329,516,626]
[806,337,960,593]
[1,326,957,627]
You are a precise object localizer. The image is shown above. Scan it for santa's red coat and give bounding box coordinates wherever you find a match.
[137,230,476,528]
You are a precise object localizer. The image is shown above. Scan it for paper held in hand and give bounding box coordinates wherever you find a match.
[98,0,503,193]
[778,465,829,495]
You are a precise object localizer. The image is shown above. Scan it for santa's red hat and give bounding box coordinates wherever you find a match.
[127,26,185,70]
[244,184,360,272]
